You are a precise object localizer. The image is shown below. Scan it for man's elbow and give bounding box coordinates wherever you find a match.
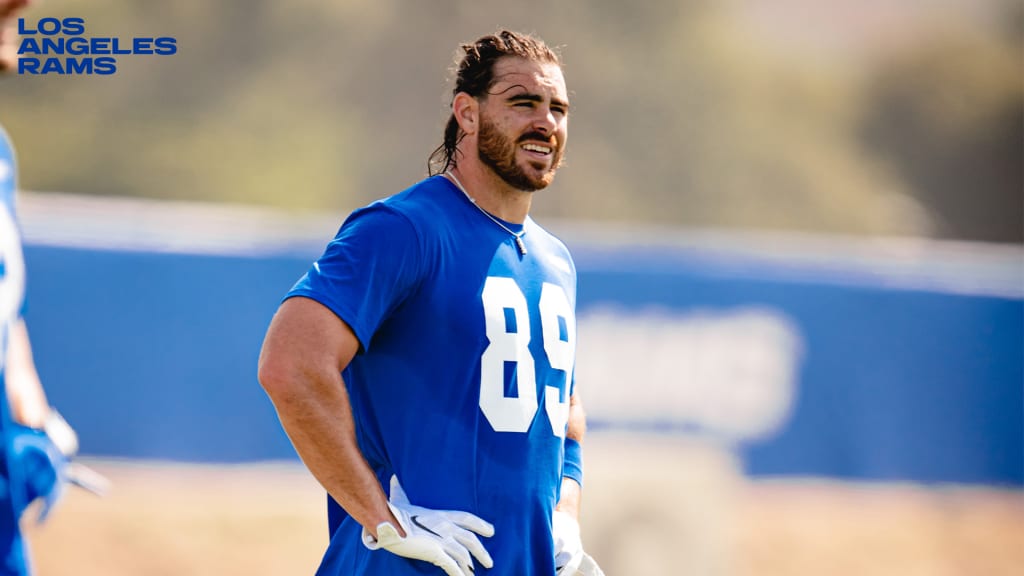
[257,347,300,403]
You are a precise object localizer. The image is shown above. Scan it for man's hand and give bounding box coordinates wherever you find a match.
[362,475,495,576]
[8,410,76,523]
[553,510,605,576]
[576,552,605,576]
[553,509,584,574]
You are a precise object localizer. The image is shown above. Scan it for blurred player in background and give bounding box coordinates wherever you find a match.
[0,1,82,574]
[0,0,29,73]
[259,30,603,576]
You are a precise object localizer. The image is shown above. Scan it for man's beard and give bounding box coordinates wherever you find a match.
[477,114,562,192]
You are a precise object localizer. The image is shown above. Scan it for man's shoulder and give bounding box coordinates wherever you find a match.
[374,175,459,231]
[381,175,454,211]
[526,219,574,258]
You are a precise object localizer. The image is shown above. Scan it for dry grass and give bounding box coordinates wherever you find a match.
[26,461,326,576]
[736,481,1024,576]
[23,437,1024,575]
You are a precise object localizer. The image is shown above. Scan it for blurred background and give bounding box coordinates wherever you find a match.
[2,0,1022,574]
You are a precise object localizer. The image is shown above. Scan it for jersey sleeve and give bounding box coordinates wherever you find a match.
[285,203,423,351]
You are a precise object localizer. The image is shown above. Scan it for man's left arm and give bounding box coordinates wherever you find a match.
[4,318,83,522]
[553,392,604,575]
[6,319,52,428]
[555,392,585,520]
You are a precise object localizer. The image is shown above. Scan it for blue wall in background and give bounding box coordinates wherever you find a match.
[23,242,1023,486]
[572,244,1022,486]
[24,246,303,463]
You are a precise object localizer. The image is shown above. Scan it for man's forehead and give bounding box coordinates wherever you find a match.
[490,58,566,97]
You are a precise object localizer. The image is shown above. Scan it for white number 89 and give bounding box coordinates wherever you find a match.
[479,277,575,437]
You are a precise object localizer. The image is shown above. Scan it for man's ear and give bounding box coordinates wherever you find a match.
[452,92,479,136]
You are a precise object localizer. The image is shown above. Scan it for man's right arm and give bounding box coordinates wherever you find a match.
[257,296,402,539]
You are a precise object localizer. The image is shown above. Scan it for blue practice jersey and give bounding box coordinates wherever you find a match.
[0,124,26,449]
[0,126,32,576]
[288,175,578,576]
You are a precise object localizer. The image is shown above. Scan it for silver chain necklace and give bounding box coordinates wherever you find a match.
[445,171,528,255]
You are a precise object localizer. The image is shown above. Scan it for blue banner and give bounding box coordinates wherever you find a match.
[23,231,1023,486]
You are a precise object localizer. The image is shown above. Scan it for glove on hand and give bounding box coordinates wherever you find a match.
[576,552,605,576]
[8,410,77,523]
[362,475,495,576]
[553,509,584,575]
[553,510,606,576]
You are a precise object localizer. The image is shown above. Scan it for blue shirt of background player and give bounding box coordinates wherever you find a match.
[0,129,14,209]
[0,126,33,576]
[288,175,578,575]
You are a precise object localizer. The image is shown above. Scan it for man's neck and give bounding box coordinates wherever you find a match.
[446,165,533,224]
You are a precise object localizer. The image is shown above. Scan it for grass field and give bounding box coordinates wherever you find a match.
[24,436,1024,575]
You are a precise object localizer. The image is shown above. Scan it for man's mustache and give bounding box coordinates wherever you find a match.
[517,132,556,146]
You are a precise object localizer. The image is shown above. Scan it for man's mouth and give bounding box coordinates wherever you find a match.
[521,143,553,156]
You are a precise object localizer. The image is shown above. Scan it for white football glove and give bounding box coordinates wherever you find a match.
[362,475,495,576]
[44,409,111,498]
[577,552,605,576]
[553,509,584,575]
[553,510,605,576]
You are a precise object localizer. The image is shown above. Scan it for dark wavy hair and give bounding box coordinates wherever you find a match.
[427,30,562,175]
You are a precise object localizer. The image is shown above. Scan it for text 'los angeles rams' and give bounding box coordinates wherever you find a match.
[16,17,177,75]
